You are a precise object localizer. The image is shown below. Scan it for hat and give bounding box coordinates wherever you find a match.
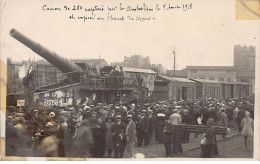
[144,103,150,106]
[33,109,38,113]
[141,110,146,113]
[132,103,135,107]
[49,112,55,117]
[127,115,132,118]
[60,111,70,115]
[116,115,122,119]
[175,106,182,109]
[157,113,165,117]
[7,116,13,119]
[45,122,54,127]
[84,106,90,110]
[68,107,75,111]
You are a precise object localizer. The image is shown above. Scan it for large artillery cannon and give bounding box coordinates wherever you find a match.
[10,28,84,82]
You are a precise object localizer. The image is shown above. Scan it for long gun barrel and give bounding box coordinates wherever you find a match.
[10,28,83,81]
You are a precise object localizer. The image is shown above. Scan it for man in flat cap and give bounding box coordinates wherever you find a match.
[137,110,149,147]
[112,115,126,158]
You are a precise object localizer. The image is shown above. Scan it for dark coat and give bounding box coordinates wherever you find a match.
[6,123,25,156]
[112,122,126,139]
[93,123,107,142]
[205,126,216,145]
[148,115,155,132]
[155,116,165,142]
[163,122,173,144]
[93,122,107,157]
[138,116,149,132]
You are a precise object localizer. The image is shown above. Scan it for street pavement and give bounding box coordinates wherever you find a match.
[134,130,253,158]
[6,129,253,159]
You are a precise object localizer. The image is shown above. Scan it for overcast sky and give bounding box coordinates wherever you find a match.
[1,0,260,70]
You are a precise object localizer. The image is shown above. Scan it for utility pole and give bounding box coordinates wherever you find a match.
[173,50,176,77]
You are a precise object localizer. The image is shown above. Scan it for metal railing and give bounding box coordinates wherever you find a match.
[35,71,80,87]
[80,75,138,89]
[35,71,138,89]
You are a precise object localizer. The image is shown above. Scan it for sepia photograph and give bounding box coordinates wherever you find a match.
[0,0,259,161]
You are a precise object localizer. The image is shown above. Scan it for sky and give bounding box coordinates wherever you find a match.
[1,0,260,70]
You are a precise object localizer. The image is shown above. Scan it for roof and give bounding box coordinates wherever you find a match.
[159,75,195,83]
[189,78,220,84]
[186,66,235,71]
[124,67,156,74]
[234,82,250,85]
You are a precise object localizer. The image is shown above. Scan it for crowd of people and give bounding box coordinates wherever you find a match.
[6,96,254,158]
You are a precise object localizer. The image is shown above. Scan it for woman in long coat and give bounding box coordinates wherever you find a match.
[105,117,115,157]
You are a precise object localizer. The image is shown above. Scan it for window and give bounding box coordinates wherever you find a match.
[218,78,224,82]
[209,77,215,80]
[227,78,232,82]
[241,79,249,83]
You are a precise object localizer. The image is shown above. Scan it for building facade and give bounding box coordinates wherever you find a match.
[234,45,255,94]
[153,75,196,102]
[186,66,236,82]
[123,55,151,68]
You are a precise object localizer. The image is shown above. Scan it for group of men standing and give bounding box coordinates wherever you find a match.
[5,96,254,158]
[68,104,158,158]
